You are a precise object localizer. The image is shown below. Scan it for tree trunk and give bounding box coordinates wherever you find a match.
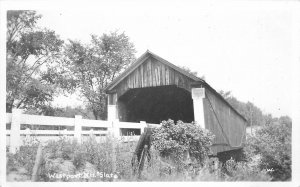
[6,102,13,113]
[93,109,98,120]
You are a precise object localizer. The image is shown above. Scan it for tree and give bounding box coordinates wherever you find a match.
[63,31,136,119]
[6,11,66,113]
[26,105,95,119]
[263,114,273,125]
[278,115,292,126]
[219,90,264,127]
[179,66,205,80]
[245,122,291,181]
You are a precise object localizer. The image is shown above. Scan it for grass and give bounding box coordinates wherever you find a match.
[6,135,273,182]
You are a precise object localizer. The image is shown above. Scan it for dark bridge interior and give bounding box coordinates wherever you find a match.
[117,86,194,124]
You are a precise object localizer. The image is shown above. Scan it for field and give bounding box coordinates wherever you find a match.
[6,120,291,182]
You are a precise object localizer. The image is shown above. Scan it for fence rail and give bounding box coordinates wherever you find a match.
[6,109,160,153]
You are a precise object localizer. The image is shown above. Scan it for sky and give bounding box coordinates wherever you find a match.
[2,0,299,118]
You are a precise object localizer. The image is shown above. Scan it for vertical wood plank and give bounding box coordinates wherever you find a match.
[136,69,139,88]
[155,68,159,87]
[132,71,134,88]
[152,62,156,87]
[175,72,178,85]
[135,69,137,88]
[162,64,165,85]
[146,61,150,87]
[166,67,169,85]
[139,66,142,87]
[144,63,147,87]
[141,64,144,87]
[130,73,133,88]
[132,71,135,88]
[169,68,173,84]
[134,70,137,88]
[128,74,131,88]
[178,74,183,87]
[158,64,161,85]
[149,58,152,87]
[131,73,134,88]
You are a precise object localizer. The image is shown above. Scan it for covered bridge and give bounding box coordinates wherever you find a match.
[104,50,247,154]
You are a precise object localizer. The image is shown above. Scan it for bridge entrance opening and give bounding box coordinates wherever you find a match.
[117,85,194,124]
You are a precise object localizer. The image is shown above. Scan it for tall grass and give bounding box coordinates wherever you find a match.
[6,135,272,182]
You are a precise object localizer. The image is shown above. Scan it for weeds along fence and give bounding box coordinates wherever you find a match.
[6,109,160,154]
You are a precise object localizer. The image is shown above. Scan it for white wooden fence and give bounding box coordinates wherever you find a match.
[6,109,160,154]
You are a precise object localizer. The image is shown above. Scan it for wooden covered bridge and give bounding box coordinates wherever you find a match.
[104,50,247,154]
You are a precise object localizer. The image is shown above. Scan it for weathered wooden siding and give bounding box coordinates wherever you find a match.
[105,51,247,154]
[113,57,195,98]
[203,88,247,154]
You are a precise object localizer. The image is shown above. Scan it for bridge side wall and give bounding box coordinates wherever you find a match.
[203,88,247,154]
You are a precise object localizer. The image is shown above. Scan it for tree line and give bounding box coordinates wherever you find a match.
[218,90,292,127]
[6,10,292,126]
[6,10,135,120]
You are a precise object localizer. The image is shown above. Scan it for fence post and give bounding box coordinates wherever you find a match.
[10,109,23,153]
[112,120,120,139]
[25,128,30,139]
[89,129,95,139]
[63,129,68,139]
[31,143,43,181]
[74,115,82,143]
[24,128,31,144]
[140,121,147,135]
[111,120,119,173]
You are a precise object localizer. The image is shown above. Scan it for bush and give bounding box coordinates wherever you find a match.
[151,119,215,170]
[81,136,114,174]
[223,158,272,181]
[139,150,271,182]
[6,122,278,182]
[6,136,140,181]
[245,122,291,181]
[40,136,116,181]
[6,142,39,177]
[115,139,137,180]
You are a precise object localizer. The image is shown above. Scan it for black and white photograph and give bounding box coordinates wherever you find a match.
[0,0,299,186]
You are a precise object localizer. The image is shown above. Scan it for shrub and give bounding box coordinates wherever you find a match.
[151,119,215,170]
[245,122,291,181]
[7,122,278,182]
[139,151,271,181]
[115,139,137,180]
[81,136,114,175]
[72,147,86,169]
[139,147,191,181]
[6,142,39,176]
[224,158,272,181]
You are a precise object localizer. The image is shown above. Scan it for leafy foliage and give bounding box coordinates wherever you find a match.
[152,119,215,168]
[245,121,291,181]
[222,158,272,181]
[25,105,95,119]
[179,65,205,80]
[219,90,265,127]
[6,10,67,113]
[63,31,136,119]
[7,135,274,182]
[140,149,271,181]
[6,142,39,176]
[7,11,41,46]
